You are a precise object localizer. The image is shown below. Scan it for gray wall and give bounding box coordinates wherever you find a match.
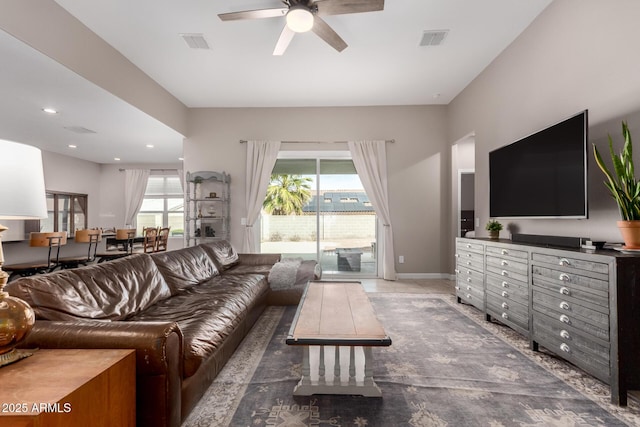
[184,106,450,276]
[448,0,640,271]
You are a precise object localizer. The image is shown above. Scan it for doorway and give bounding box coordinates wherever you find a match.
[459,170,475,237]
[260,153,377,277]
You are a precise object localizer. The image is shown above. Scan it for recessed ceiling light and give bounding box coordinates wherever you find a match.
[68,144,77,148]
[146,144,154,148]
[42,108,58,114]
[114,157,121,161]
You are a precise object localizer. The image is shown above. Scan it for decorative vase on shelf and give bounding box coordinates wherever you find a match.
[488,230,499,240]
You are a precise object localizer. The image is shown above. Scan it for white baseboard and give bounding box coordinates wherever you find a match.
[396,273,455,280]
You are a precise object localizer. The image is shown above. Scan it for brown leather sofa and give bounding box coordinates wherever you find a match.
[6,240,280,427]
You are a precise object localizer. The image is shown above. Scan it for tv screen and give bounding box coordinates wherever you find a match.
[489,110,588,219]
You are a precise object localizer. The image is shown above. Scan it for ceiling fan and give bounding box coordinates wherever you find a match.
[218,0,384,55]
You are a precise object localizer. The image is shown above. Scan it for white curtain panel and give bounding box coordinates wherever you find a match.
[124,169,150,227]
[243,140,281,252]
[348,140,397,280]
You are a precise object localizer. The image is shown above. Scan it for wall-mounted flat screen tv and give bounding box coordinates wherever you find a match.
[489,110,588,219]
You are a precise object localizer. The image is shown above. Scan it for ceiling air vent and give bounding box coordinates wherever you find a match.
[64,126,96,134]
[180,33,210,49]
[420,30,449,47]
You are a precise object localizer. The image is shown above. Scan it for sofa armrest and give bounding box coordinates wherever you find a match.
[22,320,184,426]
[238,253,281,266]
[22,320,183,376]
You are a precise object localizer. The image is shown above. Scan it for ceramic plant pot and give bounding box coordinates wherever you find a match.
[617,220,640,249]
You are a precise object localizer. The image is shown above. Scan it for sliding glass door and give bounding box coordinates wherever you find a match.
[261,154,377,277]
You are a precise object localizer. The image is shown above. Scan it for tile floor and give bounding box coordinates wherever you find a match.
[359,278,455,295]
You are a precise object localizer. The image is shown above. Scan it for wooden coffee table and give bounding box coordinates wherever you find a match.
[286,281,391,396]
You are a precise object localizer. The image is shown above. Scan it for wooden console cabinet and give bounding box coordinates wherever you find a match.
[455,237,640,406]
[0,349,135,426]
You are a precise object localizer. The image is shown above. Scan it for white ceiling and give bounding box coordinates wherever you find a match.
[0,0,552,164]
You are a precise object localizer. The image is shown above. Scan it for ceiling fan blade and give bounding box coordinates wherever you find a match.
[218,8,288,21]
[273,26,296,56]
[314,0,384,16]
[312,16,347,52]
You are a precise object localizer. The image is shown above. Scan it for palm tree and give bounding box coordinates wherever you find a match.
[263,174,312,215]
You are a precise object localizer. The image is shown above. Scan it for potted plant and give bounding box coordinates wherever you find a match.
[485,219,503,240]
[593,121,640,248]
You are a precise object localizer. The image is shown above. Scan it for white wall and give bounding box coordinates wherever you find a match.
[184,106,450,275]
[448,0,640,263]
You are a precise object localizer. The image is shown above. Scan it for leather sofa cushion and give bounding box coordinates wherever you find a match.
[199,241,239,271]
[224,264,273,276]
[128,273,269,378]
[151,245,219,294]
[6,254,171,321]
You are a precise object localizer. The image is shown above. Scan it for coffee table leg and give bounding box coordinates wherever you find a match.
[301,346,311,387]
[349,346,356,386]
[293,345,382,397]
[318,346,326,385]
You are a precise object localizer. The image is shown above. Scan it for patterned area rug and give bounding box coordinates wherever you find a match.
[182,294,640,426]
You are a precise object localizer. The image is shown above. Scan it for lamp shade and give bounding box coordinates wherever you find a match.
[0,139,48,220]
[286,6,314,33]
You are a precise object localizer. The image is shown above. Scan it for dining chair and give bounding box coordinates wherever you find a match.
[29,231,68,272]
[58,229,102,269]
[155,227,170,252]
[139,227,159,253]
[95,228,136,263]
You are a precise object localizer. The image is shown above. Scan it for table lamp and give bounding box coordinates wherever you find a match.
[0,139,48,367]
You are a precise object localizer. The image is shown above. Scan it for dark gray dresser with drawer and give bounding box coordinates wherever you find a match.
[455,237,640,406]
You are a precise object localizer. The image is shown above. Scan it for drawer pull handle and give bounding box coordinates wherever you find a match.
[501,291,509,298]
[560,330,571,340]
[559,258,571,266]
[467,261,472,265]
[501,270,509,277]
[501,281,509,288]
[455,286,460,291]
[501,312,509,319]
[467,270,472,275]
[560,314,571,324]
[455,269,460,274]
[559,287,570,296]
[466,286,471,290]
[455,253,459,258]
[501,249,508,255]
[467,277,472,282]
[466,294,472,299]
[467,253,472,257]
[559,273,571,282]
[500,260,509,266]
[501,302,509,309]
[466,244,472,248]
[560,301,570,310]
[560,343,571,353]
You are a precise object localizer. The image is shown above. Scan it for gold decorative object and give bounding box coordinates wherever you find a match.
[0,139,48,367]
[0,226,36,366]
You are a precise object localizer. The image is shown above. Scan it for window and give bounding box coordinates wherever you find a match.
[38,192,88,236]
[136,174,184,235]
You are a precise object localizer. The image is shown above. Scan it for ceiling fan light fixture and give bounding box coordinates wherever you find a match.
[286,6,314,33]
